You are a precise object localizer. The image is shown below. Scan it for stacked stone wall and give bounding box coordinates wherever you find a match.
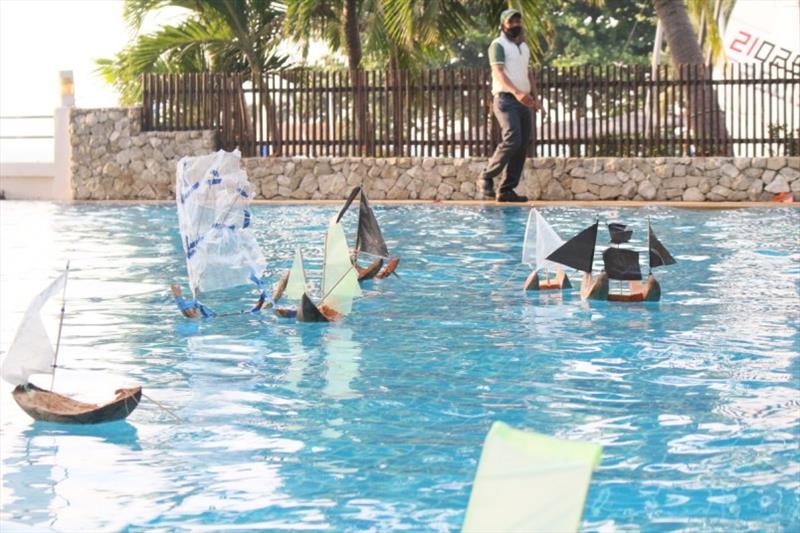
[70,108,800,201]
[70,108,216,200]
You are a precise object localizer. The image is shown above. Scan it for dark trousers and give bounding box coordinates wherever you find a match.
[481,93,531,194]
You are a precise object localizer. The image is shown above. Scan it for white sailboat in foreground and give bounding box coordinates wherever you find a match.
[2,266,142,424]
[522,209,572,290]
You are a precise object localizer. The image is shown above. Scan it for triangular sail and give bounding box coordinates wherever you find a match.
[284,247,307,300]
[462,421,602,533]
[356,191,390,258]
[649,224,676,269]
[336,186,361,223]
[1,272,68,386]
[321,222,363,315]
[176,149,266,296]
[603,248,643,280]
[522,209,564,272]
[546,222,598,273]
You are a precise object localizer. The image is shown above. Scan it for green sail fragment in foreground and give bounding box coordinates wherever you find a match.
[462,421,602,533]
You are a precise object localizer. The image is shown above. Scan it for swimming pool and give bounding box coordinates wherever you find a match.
[1,202,798,531]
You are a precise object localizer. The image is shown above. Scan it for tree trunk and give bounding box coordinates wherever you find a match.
[343,0,371,155]
[389,54,403,156]
[253,68,282,157]
[652,0,731,155]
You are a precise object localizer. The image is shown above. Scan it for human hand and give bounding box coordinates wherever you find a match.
[515,92,535,107]
[530,99,543,111]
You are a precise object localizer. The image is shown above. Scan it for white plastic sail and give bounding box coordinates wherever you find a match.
[1,272,68,386]
[522,209,565,272]
[176,149,265,296]
[285,247,307,300]
[321,222,362,315]
[462,421,602,533]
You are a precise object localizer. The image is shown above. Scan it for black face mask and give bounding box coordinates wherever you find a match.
[504,26,522,39]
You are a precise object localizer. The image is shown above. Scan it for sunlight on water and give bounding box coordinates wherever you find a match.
[0,202,798,531]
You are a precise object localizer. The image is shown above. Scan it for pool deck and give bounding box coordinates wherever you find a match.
[60,199,799,209]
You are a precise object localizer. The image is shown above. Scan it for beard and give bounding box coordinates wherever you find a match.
[503,26,522,39]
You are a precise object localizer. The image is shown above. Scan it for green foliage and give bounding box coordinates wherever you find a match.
[428,0,655,69]
[768,124,800,157]
[285,0,472,71]
[97,0,289,105]
[544,0,656,66]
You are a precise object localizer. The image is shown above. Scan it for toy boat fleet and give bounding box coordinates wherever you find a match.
[524,209,677,302]
[4,150,685,532]
[169,150,400,322]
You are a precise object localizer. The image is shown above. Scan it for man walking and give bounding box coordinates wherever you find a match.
[480,9,541,203]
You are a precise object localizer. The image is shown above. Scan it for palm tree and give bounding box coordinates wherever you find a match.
[652,0,731,155]
[284,0,473,151]
[97,0,289,105]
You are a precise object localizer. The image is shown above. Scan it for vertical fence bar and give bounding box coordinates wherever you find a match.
[618,66,624,156]
[405,69,412,157]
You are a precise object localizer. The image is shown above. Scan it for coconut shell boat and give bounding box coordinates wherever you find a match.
[546,219,676,302]
[12,383,142,425]
[522,209,572,291]
[336,186,400,280]
[2,266,142,424]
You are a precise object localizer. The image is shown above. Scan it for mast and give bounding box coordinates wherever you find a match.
[50,261,69,391]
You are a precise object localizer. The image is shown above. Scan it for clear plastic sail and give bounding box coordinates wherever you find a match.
[176,149,265,296]
[522,209,564,272]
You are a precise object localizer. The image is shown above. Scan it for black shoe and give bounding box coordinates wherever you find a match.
[496,191,529,203]
[480,189,495,200]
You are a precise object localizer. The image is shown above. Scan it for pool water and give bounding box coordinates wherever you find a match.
[0,202,798,531]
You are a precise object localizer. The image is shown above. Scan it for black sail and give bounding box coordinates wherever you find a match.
[649,224,676,268]
[603,248,642,280]
[335,186,362,223]
[546,222,598,273]
[356,191,390,257]
[608,223,633,244]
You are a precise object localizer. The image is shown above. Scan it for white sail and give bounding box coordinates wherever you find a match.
[462,421,602,533]
[176,149,266,296]
[1,272,68,386]
[321,222,362,315]
[284,247,307,300]
[522,209,564,272]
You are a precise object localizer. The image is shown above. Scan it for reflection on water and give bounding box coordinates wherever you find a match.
[0,202,798,531]
[322,327,362,400]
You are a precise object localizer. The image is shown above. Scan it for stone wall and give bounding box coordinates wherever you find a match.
[242,156,800,202]
[69,107,800,201]
[70,108,216,200]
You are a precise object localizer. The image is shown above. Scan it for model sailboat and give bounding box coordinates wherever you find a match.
[336,186,400,280]
[462,422,602,533]
[274,222,363,322]
[522,209,571,290]
[2,266,142,423]
[546,218,676,302]
[171,150,278,318]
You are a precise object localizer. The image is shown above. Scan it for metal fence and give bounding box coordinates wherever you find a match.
[141,64,800,158]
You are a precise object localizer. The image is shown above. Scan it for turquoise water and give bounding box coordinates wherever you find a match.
[0,202,798,531]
